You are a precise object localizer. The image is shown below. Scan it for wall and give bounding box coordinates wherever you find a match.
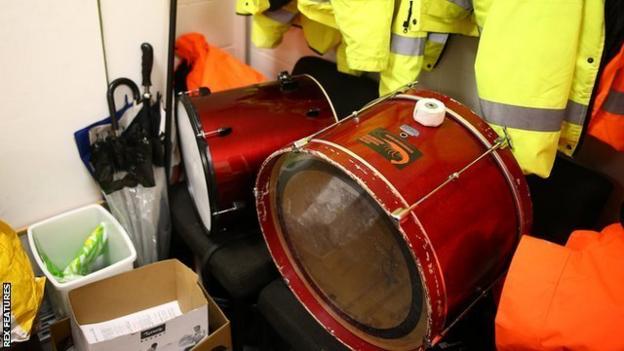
[249,27,327,78]
[0,1,108,229]
[0,1,171,229]
[99,0,171,95]
[176,0,246,61]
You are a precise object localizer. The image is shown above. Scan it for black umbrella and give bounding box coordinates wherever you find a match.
[85,43,170,266]
[89,77,155,194]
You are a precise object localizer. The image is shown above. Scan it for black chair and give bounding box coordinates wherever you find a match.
[257,279,348,351]
[169,183,277,351]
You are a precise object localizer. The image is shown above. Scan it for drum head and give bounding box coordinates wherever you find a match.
[272,153,427,346]
[177,96,213,232]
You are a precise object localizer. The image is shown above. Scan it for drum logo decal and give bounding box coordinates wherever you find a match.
[358,128,421,169]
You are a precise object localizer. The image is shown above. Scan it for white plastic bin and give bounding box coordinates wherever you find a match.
[28,204,136,317]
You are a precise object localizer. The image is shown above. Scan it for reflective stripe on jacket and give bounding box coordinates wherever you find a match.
[588,43,624,151]
[379,25,448,95]
[475,0,604,177]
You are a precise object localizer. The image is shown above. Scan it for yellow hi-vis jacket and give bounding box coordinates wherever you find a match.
[379,0,452,95]
[237,0,355,74]
[297,0,450,93]
[413,0,479,36]
[474,0,604,178]
[298,0,394,72]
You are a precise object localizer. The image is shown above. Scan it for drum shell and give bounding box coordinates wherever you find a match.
[255,89,532,350]
[179,75,336,231]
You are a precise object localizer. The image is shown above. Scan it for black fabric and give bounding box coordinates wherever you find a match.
[580,0,624,150]
[258,279,349,351]
[527,156,613,245]
[291,56,379,119]
[430,294,497,351]
[602,0,624,68]
[169,183,277,299]
[210,236,277,300]
[174,60,191,93]
[268,0,292,11]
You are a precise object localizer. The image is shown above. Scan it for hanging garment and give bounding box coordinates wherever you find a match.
[175,33,266,92]
[378,0,449,95]
[248,0,299,48]
[588,43,624,151]
[496,222,624,351]
[297,0,394,72]
[240,0,344,59]
[474,0,604,178]
[414,0,479,36]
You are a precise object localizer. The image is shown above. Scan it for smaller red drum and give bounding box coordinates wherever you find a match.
[177,74,337,233]
[255,88,532,350]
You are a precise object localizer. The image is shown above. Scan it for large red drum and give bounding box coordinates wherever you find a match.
[255,88,532,350]
[176,74,337,233]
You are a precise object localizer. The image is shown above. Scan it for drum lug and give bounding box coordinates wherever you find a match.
[213,201,245,216]
[183,86,211,97]
[292,137,310,150]
[278,71,298,91]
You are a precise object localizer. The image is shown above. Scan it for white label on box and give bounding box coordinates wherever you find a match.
[80,301,182,343]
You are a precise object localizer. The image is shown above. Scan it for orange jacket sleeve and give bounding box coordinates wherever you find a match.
[496,224,624,351]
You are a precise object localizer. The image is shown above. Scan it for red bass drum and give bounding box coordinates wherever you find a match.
[177,74,337,233]
[255,88,532,350]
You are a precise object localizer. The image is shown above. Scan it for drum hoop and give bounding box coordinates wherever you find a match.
[301,74,339,123]
[394,94,528,237]
[178,93,220,233]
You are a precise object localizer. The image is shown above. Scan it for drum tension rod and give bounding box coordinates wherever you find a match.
[391,137,509,222]
[213,201,245,216]
[198,127,232,138]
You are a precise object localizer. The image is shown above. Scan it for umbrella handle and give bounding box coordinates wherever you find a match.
[107,78,141,132]
[141,42,154,96]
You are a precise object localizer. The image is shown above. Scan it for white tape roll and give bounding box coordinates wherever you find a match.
[413,98,445,127]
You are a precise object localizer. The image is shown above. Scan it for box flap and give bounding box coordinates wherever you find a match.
[175,260,210,313]
[68,259,207,324]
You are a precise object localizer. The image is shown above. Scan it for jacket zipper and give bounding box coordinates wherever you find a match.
[402,0,414,33]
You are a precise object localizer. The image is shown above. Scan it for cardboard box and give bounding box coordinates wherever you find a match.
[51,296,231,351]
[64,259,230,351]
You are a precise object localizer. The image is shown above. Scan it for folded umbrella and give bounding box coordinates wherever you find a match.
[74,43,171,265]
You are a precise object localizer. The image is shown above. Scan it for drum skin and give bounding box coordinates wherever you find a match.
[179,75,336,231]
[255,88,532,350]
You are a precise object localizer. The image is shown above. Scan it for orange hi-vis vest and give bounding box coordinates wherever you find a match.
[175,33,266,93]
[496,223,624,351]
[588,43,624,151]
